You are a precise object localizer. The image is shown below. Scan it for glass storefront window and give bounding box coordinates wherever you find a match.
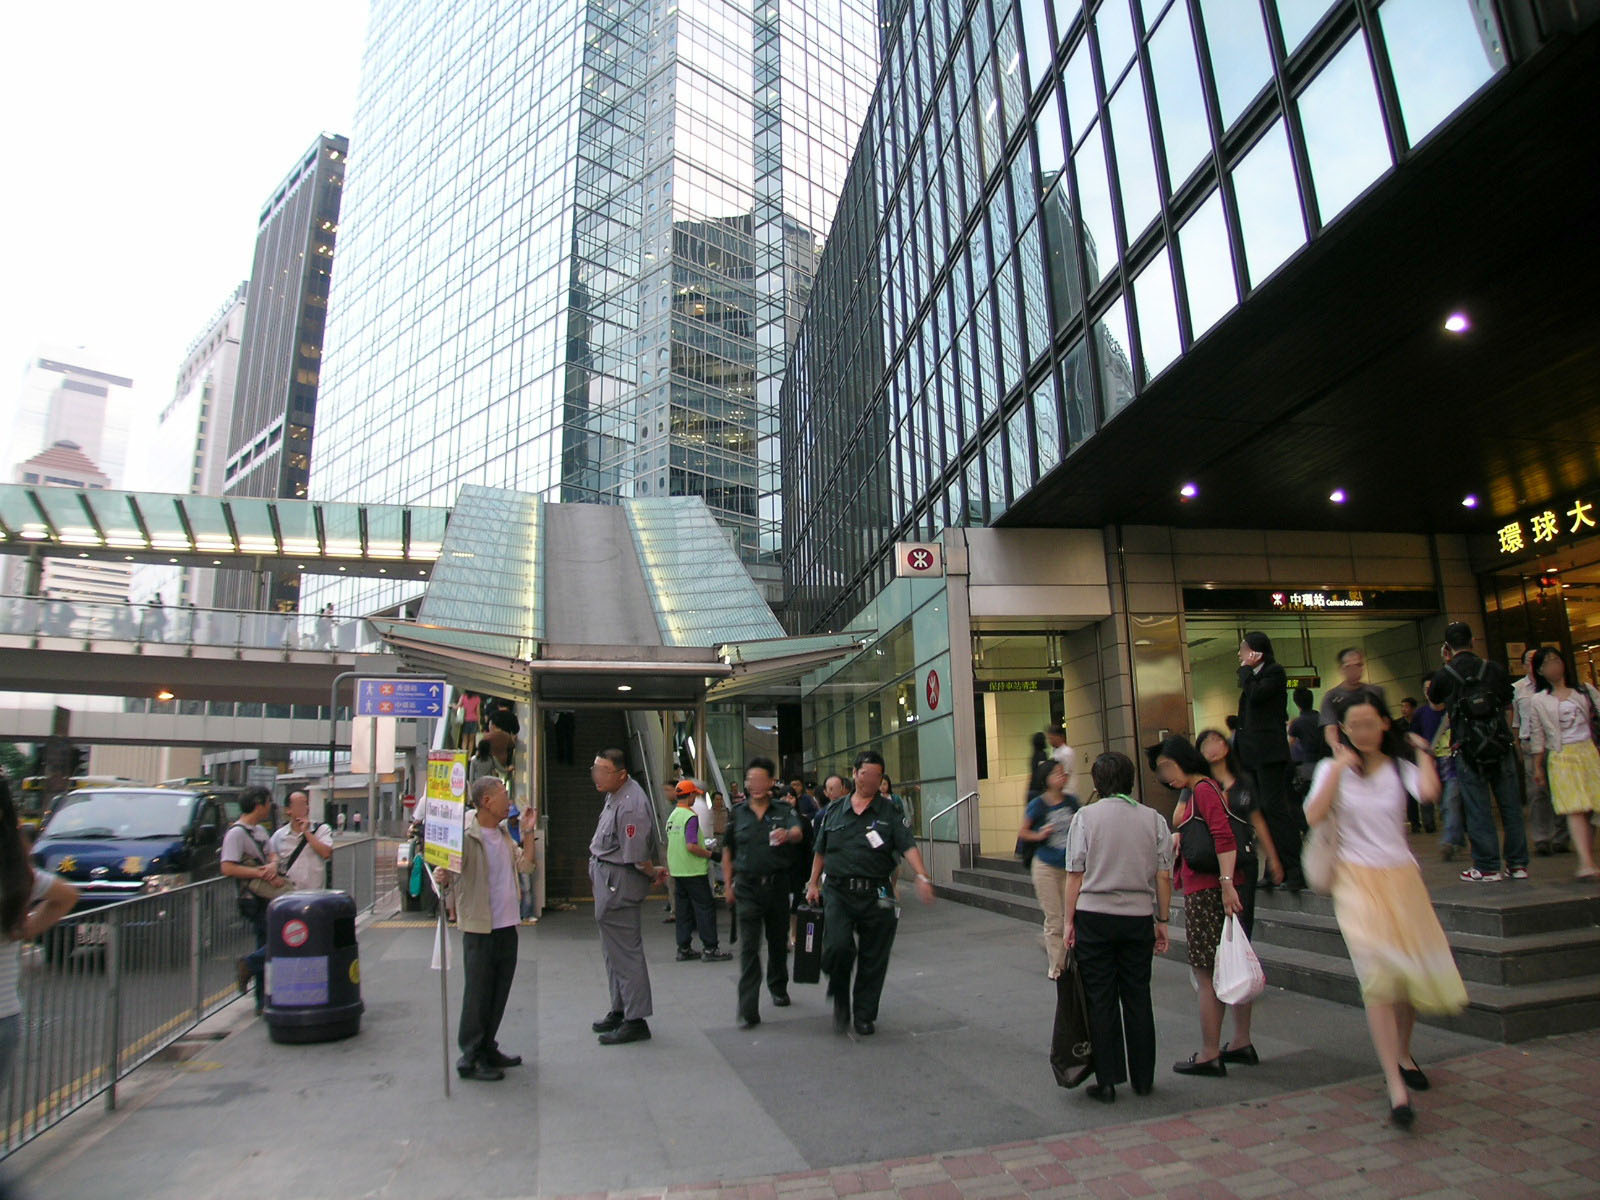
[1095,294,1136,417]
[1063,37,1098,145]
[1006,401,1035,496]
[1275,0,1332,53]
[1378,0,1504,149]
[1108,73,1161,243]
[1298,34,1392,223]
[1148,0,1211,193]
[1198,0,1273,130]
[1072,123,1118,287]
[1231,119,1306,287]
[1093,0,1137,90]
[1133,246,1181,380]
[1177,187,1237,339]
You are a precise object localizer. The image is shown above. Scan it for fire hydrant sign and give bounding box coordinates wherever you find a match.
[423,750,467,872]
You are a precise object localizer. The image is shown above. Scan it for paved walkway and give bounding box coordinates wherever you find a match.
[563,1030,1598,1200]
[8,895,1589,1199]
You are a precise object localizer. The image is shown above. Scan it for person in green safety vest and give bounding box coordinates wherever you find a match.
[667,780,729,963]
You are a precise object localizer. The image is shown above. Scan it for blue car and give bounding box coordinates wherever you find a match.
[32,785,246,960]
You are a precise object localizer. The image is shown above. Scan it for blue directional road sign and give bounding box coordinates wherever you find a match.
[355,678,446,718]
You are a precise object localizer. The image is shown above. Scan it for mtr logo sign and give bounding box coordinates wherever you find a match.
[895,542,944,578]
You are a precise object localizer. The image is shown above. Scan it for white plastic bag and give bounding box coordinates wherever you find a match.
[1212,915,1266,1006]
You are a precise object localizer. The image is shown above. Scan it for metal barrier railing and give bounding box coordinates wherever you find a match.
[0,593,385,654]
[2,840,391,1160]
[2,877,253,1158]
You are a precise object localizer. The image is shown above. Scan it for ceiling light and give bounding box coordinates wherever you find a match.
[617,684,633,692]
[156,689,175,702]
[1329,489,1347,504]
[1179,482,1198,500]
[1461,495,1479,509]
[1443,312,1470,334]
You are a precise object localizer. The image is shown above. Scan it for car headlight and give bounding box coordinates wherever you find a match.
[142,873,190,894]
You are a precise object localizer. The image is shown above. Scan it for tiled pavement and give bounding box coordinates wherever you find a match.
[556,1031,1599,1200]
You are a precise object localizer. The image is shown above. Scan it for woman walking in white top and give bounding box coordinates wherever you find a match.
[1525,648,1600,879]
[1305,693,1466,1130]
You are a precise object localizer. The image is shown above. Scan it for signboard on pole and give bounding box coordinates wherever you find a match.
[423,751,467,872]
[355,678,446,718]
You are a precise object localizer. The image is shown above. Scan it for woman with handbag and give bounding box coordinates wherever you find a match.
[1306,694,1465,1129]
[1153,735,1241,1077]
[1018,764,1077,979]
[1525,648,1600,879]
[1063,752,1174,1102]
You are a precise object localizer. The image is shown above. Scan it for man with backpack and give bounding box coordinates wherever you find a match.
[1426,623,1528,882]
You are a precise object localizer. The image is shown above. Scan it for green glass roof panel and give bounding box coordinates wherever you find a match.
[407,507,448,559]
[180,497,236,552]
[624,498,783,647]
[129,492,190,551]
[34,489,100,546]
[417,486,542,641]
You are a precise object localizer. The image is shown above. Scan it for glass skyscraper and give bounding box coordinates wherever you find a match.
[310,0,876,613]
[782,0,1516,633]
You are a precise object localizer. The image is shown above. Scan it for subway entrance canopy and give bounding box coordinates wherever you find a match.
[370,487,861,706]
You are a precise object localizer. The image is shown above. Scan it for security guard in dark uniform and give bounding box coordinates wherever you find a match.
[721,756,803,1029]
[805,749,935,1035]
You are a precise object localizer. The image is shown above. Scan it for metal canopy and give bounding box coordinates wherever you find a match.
[378,489,862,705]
[0,485,448,579]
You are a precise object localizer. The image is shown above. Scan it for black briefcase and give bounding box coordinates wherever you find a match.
[792,903,824,984]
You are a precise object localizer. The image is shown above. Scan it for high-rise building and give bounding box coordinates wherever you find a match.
[216,134,348,611]
[10,351,134,489]
[307,0,877,613]
[780,1,1596,850]
[132,282,248,608]
[7,441,132,604]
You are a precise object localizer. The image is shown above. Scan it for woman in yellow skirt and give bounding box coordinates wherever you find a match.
[1306,694,1467,1129]
[1526,648,1600,879]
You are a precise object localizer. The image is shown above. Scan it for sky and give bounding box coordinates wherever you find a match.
[0,1,370,488]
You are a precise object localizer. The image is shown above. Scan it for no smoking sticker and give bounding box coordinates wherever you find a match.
[281,919,309,949]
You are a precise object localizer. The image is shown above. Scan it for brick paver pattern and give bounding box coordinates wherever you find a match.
[552,1031,1599,1200]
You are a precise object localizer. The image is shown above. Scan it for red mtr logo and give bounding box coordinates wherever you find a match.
[907,547,935,572]
[926,669,941,710]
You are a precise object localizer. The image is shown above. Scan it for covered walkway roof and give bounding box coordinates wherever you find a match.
[375,487,859,706]
[0,485,449,579]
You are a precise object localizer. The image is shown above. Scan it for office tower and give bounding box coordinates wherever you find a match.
[134,283,248,608]
[8,441,132,604]
[307,0,877,613]
[216,134,349,611]
[11,351,134,488]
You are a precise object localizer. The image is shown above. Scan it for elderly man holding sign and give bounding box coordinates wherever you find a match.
[434,775,537,1081]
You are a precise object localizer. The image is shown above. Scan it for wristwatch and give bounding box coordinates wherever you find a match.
[915,873,931,883]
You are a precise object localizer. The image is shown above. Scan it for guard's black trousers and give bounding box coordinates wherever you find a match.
[735,875,790,1020]
[821,886,897,1022]
[459,926,518,1064]
[1073,910,1156,1092]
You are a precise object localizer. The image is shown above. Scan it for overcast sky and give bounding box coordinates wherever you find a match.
[0,1,369,486]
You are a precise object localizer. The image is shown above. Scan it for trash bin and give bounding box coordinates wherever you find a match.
[263,891,364,1044]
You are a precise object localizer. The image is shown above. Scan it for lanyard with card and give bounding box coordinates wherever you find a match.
[865,824,885,849]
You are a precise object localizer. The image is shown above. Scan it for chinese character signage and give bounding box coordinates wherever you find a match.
[422,750,466,872]
[980,679,1063,693]
[1496,496,1598,557]
[1181,588,1437,614]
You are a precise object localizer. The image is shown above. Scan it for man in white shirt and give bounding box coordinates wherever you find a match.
[269,790,333,891]
[1048,723,1077,785]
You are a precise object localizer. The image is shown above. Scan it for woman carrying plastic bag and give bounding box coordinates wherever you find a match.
[1212,915,1265,1006]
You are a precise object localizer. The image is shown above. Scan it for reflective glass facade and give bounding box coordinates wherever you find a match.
[310,0,876,616]
[782,0,1510,633]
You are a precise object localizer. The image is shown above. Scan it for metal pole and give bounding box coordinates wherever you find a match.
[439,903,451,1099]
[329,670,361,828]
[367,717,379,835]
[103,921,120,1112]
[190,889,203,1021]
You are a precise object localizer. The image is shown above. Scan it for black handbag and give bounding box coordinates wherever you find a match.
[1049,952,1094,1089]
[1015,835,1037,869]
[1176,787,1221,875]
[792,903,824,984]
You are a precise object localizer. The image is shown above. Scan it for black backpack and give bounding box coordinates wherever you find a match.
[1444,658,1512,768]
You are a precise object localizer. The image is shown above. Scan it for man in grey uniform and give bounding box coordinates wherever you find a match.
[588,747,668,1044]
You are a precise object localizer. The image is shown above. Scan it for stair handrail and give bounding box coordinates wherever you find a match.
[926,790,979,885]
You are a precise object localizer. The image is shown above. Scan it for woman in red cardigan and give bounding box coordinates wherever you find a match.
[1155,735,1243,1077]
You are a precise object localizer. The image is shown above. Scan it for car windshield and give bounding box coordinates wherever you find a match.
[41,791,194,840]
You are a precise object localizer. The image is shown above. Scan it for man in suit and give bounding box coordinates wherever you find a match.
[1234,632,1303,891]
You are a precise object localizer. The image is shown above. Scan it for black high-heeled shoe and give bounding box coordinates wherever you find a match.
[1085,1082,1116,1103]
[1389,1102,1415,1130]
[1398,1061,1429,1091]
